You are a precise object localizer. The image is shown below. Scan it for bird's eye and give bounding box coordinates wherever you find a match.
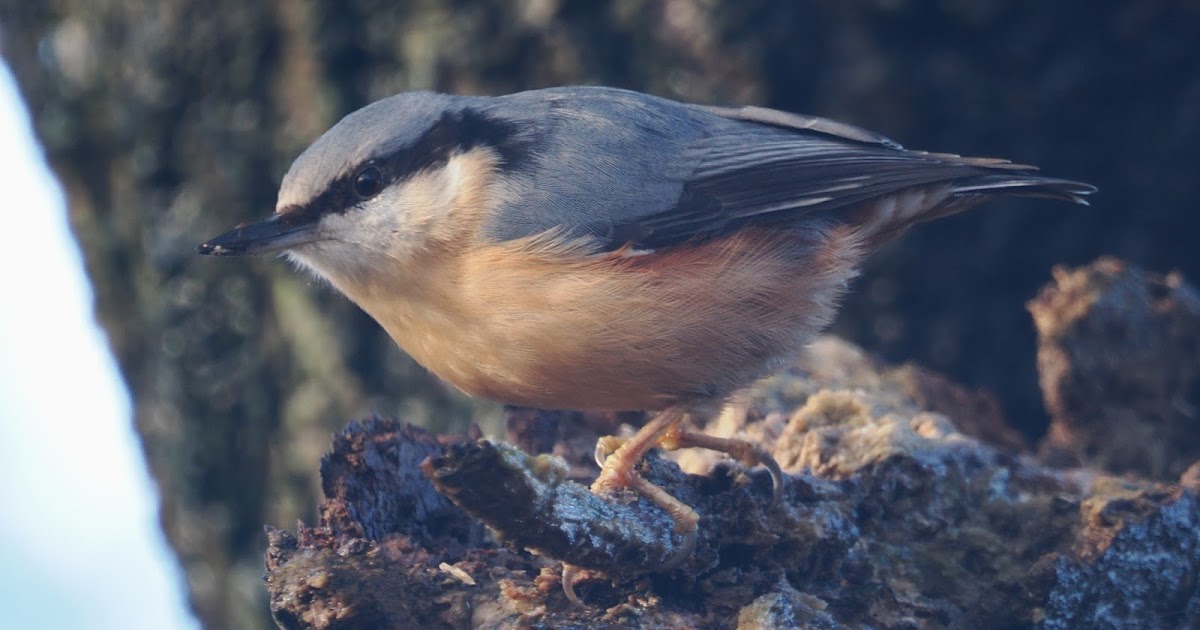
[352,165,384,199]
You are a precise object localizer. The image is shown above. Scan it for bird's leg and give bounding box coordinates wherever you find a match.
[564,407,699,605]
[567,460,701,606]
[591,407,699,535]
[594,403,784,505]
[579,403,786,605]
[659,427,784,506]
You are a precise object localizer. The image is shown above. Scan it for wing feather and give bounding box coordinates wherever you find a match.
[610,104,1072,250]
[478,89,1093,252]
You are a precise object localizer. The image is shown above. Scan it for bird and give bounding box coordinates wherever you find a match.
[197,85,1094,596]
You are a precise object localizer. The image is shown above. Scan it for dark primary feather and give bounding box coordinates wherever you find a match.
[477,87,1095,251]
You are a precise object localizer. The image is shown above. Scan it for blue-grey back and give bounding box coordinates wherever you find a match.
[477,87,714,246]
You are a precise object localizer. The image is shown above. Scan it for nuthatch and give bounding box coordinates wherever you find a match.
[198,86,1093,590]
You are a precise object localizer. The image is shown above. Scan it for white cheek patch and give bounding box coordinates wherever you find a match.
[284,240,371,286]
[282,249,330,283]
[280,150,496,289]
[327,167,457,254]
[443,153,472,193]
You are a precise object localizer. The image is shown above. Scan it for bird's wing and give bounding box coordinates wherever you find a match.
[609,104,1035,250]
[481,89,1088,252]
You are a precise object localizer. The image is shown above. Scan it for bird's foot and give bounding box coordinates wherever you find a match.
[658,428,784,506]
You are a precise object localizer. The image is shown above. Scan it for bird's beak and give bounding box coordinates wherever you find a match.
[196,212,319,256]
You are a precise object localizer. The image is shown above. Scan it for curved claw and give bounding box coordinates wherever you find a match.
[593,435,626,468]
[561,564,585,607]
[758,445,785,507]
[661,524,698,570]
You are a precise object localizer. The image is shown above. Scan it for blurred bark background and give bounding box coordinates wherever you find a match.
[0,1,1196,628]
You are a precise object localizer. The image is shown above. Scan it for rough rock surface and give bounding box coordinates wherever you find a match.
[265,336,1200,629]
[1030,258,1200,479]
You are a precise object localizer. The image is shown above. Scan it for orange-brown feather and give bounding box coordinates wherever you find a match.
[348,225,865,411]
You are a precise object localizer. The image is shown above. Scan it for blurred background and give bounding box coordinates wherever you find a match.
[0,1,1196,628]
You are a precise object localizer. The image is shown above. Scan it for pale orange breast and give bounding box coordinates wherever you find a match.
[354,226,865,411]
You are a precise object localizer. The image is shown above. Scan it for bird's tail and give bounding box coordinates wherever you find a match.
[949,172,1096,206]
[852,162,1096,247]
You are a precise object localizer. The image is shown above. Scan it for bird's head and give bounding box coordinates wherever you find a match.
[197,91,528,289]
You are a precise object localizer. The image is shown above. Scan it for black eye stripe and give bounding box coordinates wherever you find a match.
[289,107,539,221]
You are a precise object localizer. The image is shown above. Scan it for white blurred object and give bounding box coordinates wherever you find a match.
[0,61,199,629]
